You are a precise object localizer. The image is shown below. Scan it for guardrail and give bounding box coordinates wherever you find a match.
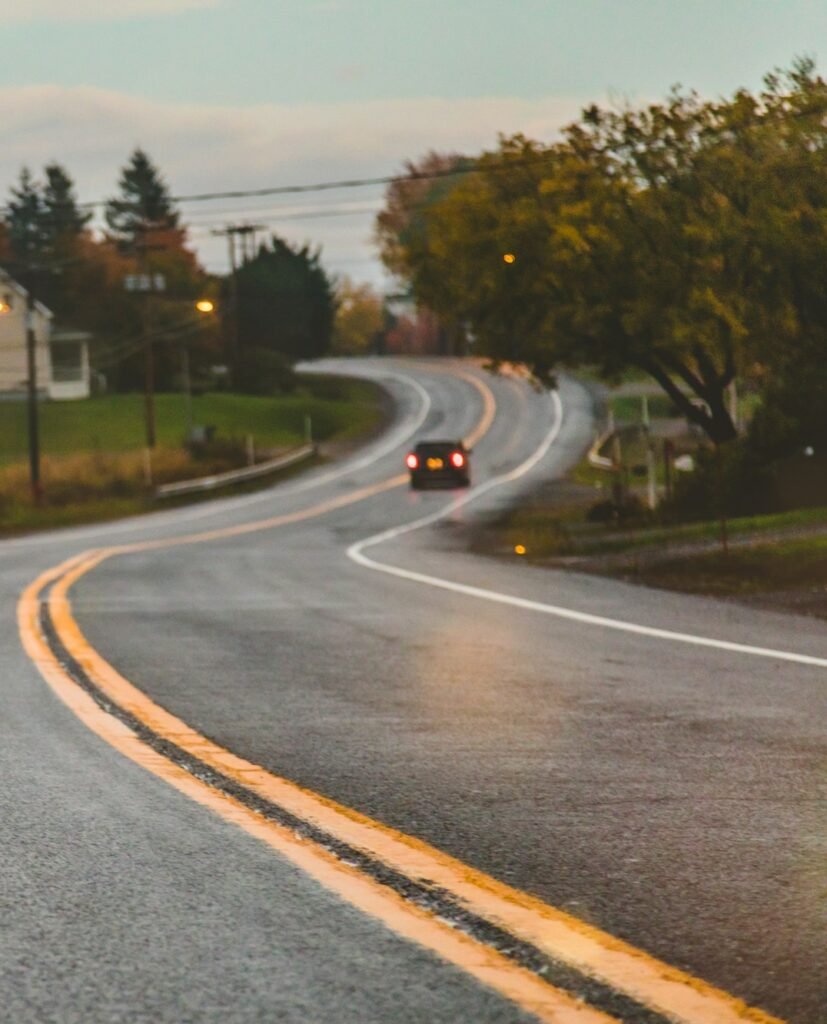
[587,429,615,470]
[155,444,317,500]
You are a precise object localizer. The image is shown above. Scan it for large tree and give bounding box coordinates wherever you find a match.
[232,236,335,389]
[105,148,182,252]
[380,62,827,446]
[42,163,92,250]
[6,167,47,269]
[5,163,92,317]
[332,277,384,355]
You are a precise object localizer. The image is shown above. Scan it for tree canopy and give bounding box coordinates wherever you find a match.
[377,60,827,446]
[105,148,182,251]
[232,236,335,389]
[332,277,384,355]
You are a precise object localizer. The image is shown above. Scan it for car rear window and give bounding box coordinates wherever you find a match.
[415,442,463,456]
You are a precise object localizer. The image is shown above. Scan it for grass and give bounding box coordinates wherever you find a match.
[495,501,827,562]
[608,394,677,421]
[621,535,827,611]
[572,503,827,556]
[0,375,382,464]
[0,374,386,534]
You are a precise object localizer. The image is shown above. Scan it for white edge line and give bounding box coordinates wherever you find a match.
[348,390,827,670]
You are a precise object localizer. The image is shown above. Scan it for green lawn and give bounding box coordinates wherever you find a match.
[608,393,677,421]
[0,375,382,464]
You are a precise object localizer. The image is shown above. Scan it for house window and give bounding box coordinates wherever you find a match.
[51,342,83,382]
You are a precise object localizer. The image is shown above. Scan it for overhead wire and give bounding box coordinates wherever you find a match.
[72,163,480,213]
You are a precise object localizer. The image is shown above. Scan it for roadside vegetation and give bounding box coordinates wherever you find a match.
[0,374,385,535]
[471,383,827,618]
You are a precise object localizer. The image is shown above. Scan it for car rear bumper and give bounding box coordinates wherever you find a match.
[410,471,470,488]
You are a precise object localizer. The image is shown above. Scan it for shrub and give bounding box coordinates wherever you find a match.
[237,348,297,395]
[665,443,775,521]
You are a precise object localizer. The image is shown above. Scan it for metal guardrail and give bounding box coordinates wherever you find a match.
[155,444,316,499]
[587,429,615,470]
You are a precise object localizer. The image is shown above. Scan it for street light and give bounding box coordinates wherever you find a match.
[503,253,517,264]
[195,299,215,314]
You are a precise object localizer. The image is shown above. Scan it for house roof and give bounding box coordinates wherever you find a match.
[0,270,53,320]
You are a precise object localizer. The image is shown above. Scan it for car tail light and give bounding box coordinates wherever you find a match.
[450,451,465,468]
[406,453,419,469]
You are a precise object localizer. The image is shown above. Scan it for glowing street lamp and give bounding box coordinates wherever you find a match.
[502,253,517,264]
[195,299,215,314]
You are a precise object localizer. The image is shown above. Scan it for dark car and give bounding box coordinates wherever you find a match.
[406,440,471,489]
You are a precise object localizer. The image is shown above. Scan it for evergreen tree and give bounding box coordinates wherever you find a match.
[7,167,47,268]
[232,236,335,391]
[4,164,91,316]
[105,148,180,250]
[42,163,91,245]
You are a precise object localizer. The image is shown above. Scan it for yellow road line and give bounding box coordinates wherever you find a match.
[32,552,785,1024]
[458,366,497,448]
[18,569,615,1024]
[17,365,784,1024]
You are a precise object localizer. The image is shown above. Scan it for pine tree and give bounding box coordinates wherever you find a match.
[7,167,47,268]
[42,163,91,243]
[105,148,180,250]
[233,236,335,391]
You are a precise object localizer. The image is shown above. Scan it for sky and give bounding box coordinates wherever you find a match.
[2,0,827,288]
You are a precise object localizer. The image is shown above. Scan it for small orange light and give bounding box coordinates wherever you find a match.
[195,299,215,313]
[0,302,10,314]
[503,253,516,264]
[406,454,418,469]
[514,544,526,555]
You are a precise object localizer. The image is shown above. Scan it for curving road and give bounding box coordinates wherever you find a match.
[3,358,825,1023]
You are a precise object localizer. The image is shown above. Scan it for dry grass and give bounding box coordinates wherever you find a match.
[0,445,246,517]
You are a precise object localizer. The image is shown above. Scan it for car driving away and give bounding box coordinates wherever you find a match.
[406,439,471,489]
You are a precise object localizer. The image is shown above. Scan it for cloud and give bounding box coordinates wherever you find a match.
[0,0,219,21]
[0,85,585,284]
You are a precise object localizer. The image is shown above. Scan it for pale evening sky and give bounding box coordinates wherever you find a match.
[0,0,824,287]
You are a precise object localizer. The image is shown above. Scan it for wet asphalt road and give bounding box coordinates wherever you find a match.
[2,358,826,1023]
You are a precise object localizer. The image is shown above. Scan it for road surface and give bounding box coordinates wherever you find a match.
[4,358,825,1023]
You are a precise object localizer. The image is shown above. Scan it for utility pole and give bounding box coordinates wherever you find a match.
[181,342,193,436]
[142,276,156,450]
[25,286,42,504]
[211,223,265,388]
[126,228,167,451]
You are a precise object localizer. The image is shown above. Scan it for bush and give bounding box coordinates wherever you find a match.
[300,374,346,401]
[586,493,646,524]
[665,443,775,521]
[237,348,297,395]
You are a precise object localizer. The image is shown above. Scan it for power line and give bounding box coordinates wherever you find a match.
[58,162,483,217]
[81,165,475,212]
[186,206,383,236]
[184,200,383,226]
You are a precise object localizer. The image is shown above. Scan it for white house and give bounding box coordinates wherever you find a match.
[0,274,91,400]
